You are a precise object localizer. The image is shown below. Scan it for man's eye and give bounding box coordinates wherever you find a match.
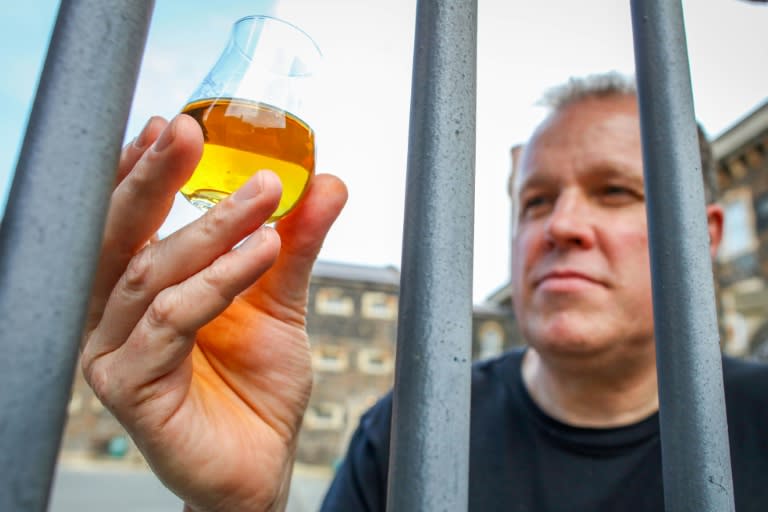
[604,185,631,195]
[521,196,549,214]
[600,185,640,203]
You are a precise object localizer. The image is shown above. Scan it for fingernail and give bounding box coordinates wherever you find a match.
[236,225,276,251]
[132,118,155,149]
[153,117,177,153]
[233,171,280,201]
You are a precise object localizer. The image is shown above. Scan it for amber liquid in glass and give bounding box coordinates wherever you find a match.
[180,98,315,222]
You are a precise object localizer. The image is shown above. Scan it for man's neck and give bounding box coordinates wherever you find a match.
[521,345,659,428]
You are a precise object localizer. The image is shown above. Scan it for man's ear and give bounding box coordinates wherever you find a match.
[706,203,724,259]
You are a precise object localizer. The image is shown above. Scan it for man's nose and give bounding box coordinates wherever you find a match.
[544,192,595,249]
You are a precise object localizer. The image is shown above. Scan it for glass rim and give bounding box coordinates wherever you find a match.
[232,14,323,73]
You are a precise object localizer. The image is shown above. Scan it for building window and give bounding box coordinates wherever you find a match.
[315,287,355,316]
[361,292,398,320]
[311,345,349,372]
[726,158,747,180]
[478,321,504,360]
[357,347,394,375]
[719,189,758,262]
[304,402,346,431]
[753,192,768,233]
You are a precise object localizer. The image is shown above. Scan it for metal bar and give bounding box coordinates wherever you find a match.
[0,1,154,510]
[387,0,477,510]
[630,1,735,511]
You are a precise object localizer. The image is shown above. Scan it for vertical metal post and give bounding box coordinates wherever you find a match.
[0,1,154,510]
[630,1,735,511]
[387,0,477,510]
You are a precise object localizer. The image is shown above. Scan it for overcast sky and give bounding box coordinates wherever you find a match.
[2,1,767,301]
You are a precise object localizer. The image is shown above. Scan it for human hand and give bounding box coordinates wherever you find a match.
[81,114,347,512]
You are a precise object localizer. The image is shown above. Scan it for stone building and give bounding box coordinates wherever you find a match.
[297,261,521,465]
[61,260,522,467]
[297,261,402,466]
[713,100,768,358]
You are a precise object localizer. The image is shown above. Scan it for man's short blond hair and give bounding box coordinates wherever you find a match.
[538,71,637,111]
[508,72,717,235]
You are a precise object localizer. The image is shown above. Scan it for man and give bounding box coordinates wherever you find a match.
[82,72,768,511]
[319,73,768,511]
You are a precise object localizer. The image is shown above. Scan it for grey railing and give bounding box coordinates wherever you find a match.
[387,0,477,511]
[0,0,735,511]
[630,1,735,510]
[0,1,155,511]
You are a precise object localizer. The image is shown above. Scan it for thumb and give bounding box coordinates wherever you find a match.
[242,173,348,312]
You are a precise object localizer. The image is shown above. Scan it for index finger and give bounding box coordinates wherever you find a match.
[87,115,203,332]
[116,117,168,186]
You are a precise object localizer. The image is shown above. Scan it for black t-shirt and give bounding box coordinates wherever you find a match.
[320,349,768,511]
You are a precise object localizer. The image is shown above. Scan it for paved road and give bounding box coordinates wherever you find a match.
[49,461,332,512]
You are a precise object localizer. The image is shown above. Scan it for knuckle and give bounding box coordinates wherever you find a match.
[80,334,102,381]
[147,291,178,327]
[201,199,235,237]
[123,247,153,293]
[120,170,150,201]
[80,352,95,381]
[200,263,236,304]
[83,361,113,409]
[201,259,229,292]
[146,288,180,330]
[119,141,134,164]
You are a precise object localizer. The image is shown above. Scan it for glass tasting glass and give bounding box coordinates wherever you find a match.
[179,15,322,222]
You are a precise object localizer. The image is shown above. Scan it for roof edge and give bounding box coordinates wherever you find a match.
[712,99,768,159]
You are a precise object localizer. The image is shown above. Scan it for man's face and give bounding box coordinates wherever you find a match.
[510,95,655,357]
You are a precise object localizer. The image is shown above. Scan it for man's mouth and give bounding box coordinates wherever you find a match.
[534,270,604,291]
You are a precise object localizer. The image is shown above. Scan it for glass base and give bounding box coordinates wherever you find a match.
[184,189,229,211]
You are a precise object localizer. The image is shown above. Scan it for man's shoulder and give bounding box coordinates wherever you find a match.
[722,355,768,403]
[473,347,526,371]
[471,348,525,390]
[357,348,525,436]
[723,354,768,380]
